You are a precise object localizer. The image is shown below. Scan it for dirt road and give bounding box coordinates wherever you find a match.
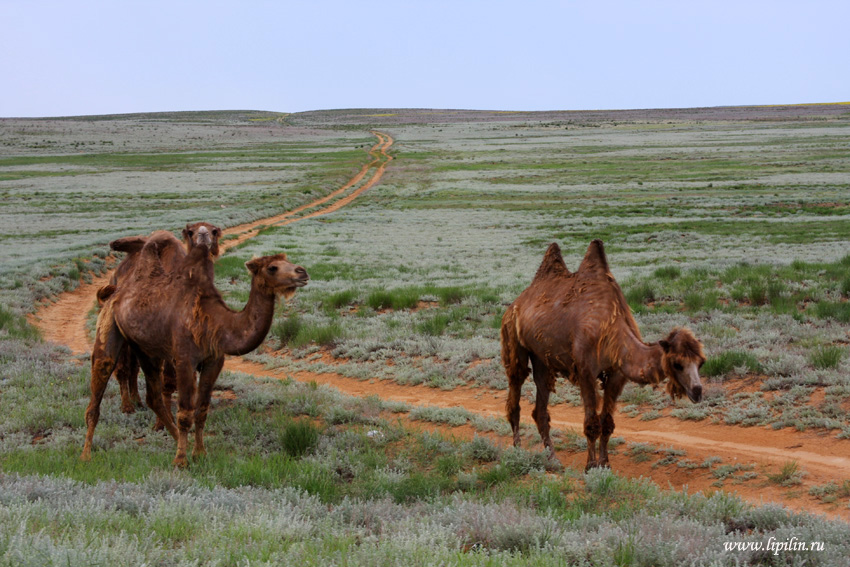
[28,130,850,520]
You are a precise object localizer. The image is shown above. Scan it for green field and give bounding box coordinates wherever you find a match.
[2,107,850,565]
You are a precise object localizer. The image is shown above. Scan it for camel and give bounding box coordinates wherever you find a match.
[501,239,705,470]
[82,233,308,467]
[101,222,221,422]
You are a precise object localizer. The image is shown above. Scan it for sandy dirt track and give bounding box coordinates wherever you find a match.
[28,130,850,521]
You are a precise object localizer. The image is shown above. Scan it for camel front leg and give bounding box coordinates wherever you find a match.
[577,372,601,471]
[173,361,198,468]
[192,357,224,459]
[82,314,124,461]
[598,372,627,468]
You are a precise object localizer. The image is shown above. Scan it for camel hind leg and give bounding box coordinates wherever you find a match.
[82,310,124,461]
[153,361,177,431]
[576,369,602,471]
[598,372,627,468]
[501,307,529,448]
[134,351,178,442]
[114,346,142,413]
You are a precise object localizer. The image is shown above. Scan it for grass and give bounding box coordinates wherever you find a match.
[809,345,845,369]
[767,460,806,487]
[4,109,850,564]
[701,350,763,377]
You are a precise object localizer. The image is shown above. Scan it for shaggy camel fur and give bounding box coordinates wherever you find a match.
[83,235,308,467]
[501,239,705,470]
[102,222,221,417]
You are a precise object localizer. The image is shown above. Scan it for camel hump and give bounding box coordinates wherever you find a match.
[110,235,148,254]
[141,231,182,257]
[577,239,610,277]
[532,242,571,282]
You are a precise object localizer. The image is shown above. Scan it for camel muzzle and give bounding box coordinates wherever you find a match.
[687,385,703,403]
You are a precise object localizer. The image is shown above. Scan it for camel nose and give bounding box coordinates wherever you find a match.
[689,385,703,403]
[295,266,309,280]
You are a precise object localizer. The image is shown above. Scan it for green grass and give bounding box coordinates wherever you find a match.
[0,304,41,341]
[810,345,845,369]
[5,110,850,565]
[702,350,763,377]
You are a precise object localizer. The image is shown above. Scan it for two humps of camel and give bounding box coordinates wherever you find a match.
[501,239,705,471]
[82,222,309,467]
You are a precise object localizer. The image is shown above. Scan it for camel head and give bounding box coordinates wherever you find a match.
[246,253,309,299]
[183,222,222,258]
[659,327,705,403]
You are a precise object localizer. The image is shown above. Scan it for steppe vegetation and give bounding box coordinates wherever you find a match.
[2,105,850,564]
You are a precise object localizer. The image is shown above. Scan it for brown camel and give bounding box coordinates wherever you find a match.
[100,222,221,421]
[83,234,308,466]
[501,239,705,470]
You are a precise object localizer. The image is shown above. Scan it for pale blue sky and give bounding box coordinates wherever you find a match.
[2,0,848,117]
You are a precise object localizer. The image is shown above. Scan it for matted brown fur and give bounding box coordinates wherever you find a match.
[83,245,308,467]
[501,239,706,471]
[102,223,222,417]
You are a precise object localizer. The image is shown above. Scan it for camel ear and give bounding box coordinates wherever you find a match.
[245,258,263,275]
[659,339,671,353]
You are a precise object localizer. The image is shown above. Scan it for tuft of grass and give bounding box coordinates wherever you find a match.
[279,419,321,458]
[810,345,845,369]
[274,314,343,348]
[702,350,762,377]
[813,301,850,323]
[417,313,450,336]
[766,460,806,487]
[653,266,681,280]
[323,289,357,311]
[625,282,655,310]
[366,287,420,310]
[273,313,303,345]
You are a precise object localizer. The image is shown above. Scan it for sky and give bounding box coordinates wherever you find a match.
[1,0,848,117]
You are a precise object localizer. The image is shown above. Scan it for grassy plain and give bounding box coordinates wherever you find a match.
[2,106,850,565]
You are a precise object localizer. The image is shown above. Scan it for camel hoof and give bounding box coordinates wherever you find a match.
[80,451,92,462]
[120,404,137,415]
[584,461,610,472]
[172,457,189,469]
[152,420,164,431]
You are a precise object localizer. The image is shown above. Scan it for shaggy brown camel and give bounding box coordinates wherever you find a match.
[83,235,308,466]
[501,239,705,470]
[100,223,221,427]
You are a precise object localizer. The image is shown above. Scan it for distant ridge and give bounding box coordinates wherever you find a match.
[10,104,848,124]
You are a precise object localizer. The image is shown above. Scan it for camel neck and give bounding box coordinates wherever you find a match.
[215,278,277,356]
[618,331,665,385]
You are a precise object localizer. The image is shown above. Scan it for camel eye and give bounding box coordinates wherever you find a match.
[187,230,194,237]
[267,265,278,274]
[673,362,683,371]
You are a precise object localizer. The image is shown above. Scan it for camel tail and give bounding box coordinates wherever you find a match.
[96,285,117,307]
[532,242,571,282]
[500,305,529,386]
